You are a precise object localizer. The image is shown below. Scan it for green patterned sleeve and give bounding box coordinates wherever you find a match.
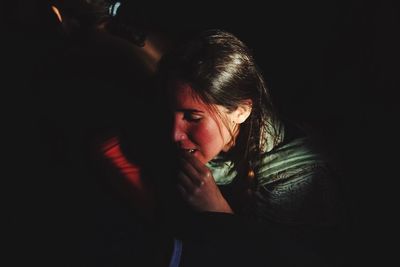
[252,137,343,227]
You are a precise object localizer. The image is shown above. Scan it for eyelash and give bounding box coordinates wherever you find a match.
[184,113,202,122]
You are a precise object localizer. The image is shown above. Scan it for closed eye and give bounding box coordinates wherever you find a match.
[184,111,202,122]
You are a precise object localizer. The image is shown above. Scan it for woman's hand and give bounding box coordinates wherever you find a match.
[177,152,233,214]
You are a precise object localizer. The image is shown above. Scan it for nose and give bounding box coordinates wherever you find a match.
[172,115,187,142]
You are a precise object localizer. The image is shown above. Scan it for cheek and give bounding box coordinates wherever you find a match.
[191,120,226,157]
[191,124,218,146]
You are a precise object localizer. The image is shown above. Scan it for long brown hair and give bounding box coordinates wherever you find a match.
[158,29,282,194]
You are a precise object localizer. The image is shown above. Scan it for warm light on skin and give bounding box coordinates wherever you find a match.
[100,136,155,219]
[129,32,164,74]
[171,82,245,164]
[51,5,62,23]
[136,39,162,73]
[101,136,143,190]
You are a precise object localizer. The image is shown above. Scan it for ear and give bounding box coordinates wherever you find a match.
[232,99,252,124]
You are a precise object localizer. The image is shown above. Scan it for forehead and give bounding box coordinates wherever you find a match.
[169,81,230,118]
[170,81,205,108]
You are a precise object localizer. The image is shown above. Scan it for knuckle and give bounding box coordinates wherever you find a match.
[192,186,202,195]
[186,195,194,204]
[203,170,212,180]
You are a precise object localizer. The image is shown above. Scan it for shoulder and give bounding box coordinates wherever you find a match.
[257,136,328,184]
[254,136,343,226]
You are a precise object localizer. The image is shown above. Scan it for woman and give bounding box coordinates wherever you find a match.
[154,29,345,266]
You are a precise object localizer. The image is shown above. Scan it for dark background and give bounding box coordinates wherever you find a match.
[4,0,398,266]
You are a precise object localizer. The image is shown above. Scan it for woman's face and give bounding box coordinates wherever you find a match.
[170,82,237,164]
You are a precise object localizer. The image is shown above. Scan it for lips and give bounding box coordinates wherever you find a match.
[182,148,196,154]
[178,146,197,154]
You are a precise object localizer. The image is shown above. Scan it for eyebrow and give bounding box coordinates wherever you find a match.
[176,109,204,113]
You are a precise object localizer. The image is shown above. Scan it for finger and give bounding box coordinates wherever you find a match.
[181,152,209,176]
[177,171,196,193]
[179,158,204,186]
[177,184,188,199]
[181,154,213,186]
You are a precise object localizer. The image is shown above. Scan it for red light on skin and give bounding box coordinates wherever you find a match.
[101,136,144,190]
[101,136,155,217]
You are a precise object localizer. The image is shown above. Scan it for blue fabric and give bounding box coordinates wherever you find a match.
[169,238,183,267]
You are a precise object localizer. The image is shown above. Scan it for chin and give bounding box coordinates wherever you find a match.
[195,153,209,164]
